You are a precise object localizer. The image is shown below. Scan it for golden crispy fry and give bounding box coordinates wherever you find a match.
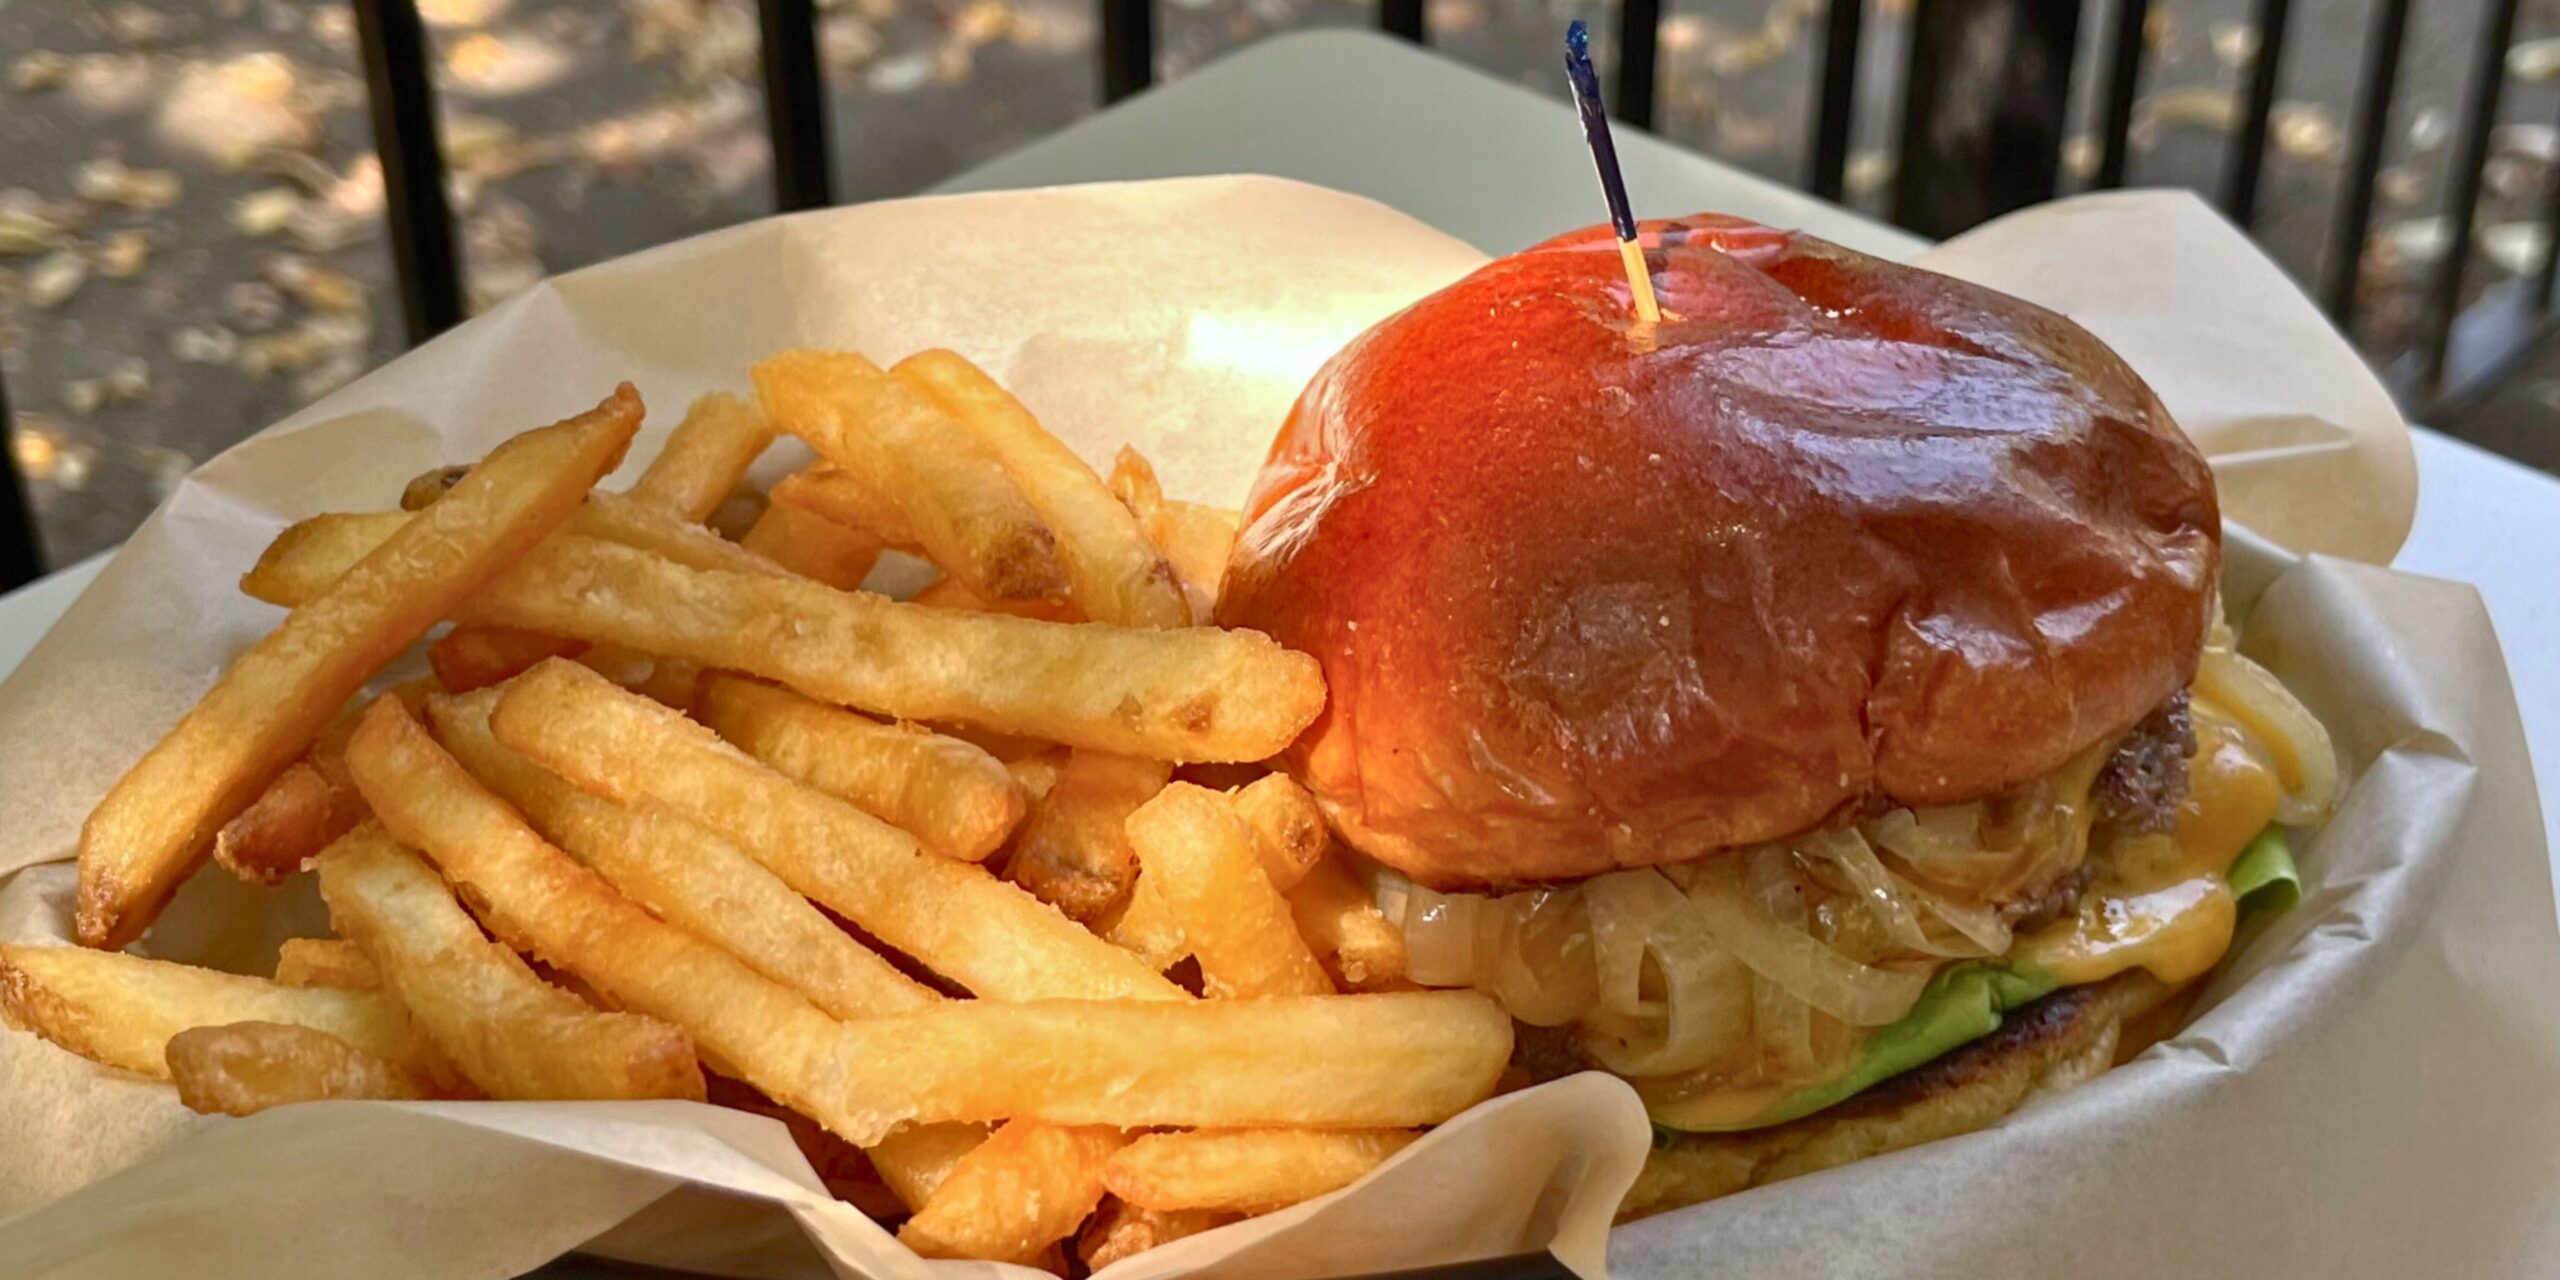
[1104,1128,1420,1214]
[1109,447,1239,619]
[1006,752,1067,801]
[631,391,775,522]
[1125,784,1331,998]
[274,937,380,989]
[492,660,1180,1001]
[237,512,411,604]
[80,387,641,948]
[737,500,884,591]
[1229,773,1326,892]
[211,762,361,884]
[1003,751,1169,924]
[898,1121,1125,1263]
[460,537,1323,761]
[1105,876,1188,973]
[911,574,1080,621]
[428,626,584,693]
[318,825,705,1102]
[1288,857,1409,991]
[1078,1199,1232,1271]
[167,1020,435,1115]
[243,488,791,610]
[770,467,918,549]
[896,350,1188,628]
[762,992,1510,1136]
[869,1122,990,1211]
[0,943,455,1088]
[429,689,936,1021]
[695,674,1025,863]
[343,695,890,1142]
[400,465,469,511]
[754,349,1064,600]
[213,677,436,884]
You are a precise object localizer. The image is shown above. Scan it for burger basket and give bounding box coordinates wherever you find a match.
[0,177,2551,1280]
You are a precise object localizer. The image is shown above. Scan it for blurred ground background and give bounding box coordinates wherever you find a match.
[4,0,2560,566]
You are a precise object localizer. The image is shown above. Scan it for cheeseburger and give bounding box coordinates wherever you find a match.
[1219,214,2340,1214]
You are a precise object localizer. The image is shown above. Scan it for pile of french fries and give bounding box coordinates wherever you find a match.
[1,349,1500,1271]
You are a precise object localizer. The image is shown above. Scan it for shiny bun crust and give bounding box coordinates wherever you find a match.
[1217,215,2219,890]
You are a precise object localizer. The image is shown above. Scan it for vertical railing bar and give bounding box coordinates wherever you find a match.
[757,0,834,210]
[2534,90,2560,311]
[2219,0,2293,225]
[2420,0,2525,398]
[1380,0,1425,43]
[350,0,463,344]
[0,364,44,592]
[2094,0,2150,189]
[1616,0,1662,131]
[2320,0,2413,324]
[1807,0,1863,200]
[1100,0,1154,102]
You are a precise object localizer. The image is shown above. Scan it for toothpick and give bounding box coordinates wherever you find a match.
[1563,20,1660,326]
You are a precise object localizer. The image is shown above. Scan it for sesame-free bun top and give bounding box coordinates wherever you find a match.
[1217,214,2219,890]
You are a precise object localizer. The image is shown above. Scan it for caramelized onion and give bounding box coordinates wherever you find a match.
[1686,858,1929,1027]
[2197,644,2341,824]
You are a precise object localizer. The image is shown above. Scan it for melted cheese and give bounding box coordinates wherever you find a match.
[2013,697,2284,988]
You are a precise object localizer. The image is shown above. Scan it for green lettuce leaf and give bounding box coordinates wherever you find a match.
[1653,825,2300,1135]
[2229,828,2301,916]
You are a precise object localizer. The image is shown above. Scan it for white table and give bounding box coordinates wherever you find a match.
[6,29,2554,859]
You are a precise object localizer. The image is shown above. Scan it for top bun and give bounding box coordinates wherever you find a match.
[1217,214,2219,890]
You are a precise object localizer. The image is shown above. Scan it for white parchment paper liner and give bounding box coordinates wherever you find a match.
[1,178,2548,1280]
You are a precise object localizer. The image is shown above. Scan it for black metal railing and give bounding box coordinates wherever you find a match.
[2,0,2555,595]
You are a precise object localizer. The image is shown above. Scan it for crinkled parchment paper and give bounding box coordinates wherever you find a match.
[0,178,2547,1280]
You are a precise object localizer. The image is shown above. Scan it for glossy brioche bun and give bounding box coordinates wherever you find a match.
[1217,214,2219,890]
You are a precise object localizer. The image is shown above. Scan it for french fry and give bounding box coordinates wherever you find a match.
[0,943,455,1088]
[1003,751,1169,924]
[1079,1199,1231,1271]
[242,487,792,610]
[429,688,938,1021]
[212,678,435,885]
[166,1021,435,1115]
[631,391,775,521]
[341,696,892,1142]
[695,674,1026,864]
[754,349,1064,600]
[236,511,409,604]
[274,937,380,989]
[911,574,1079,622]
[770,466,918,549]
[1103,1129,1420,1214]
[400,465,469,510]
[898,1121,1124,1263]
[1288,857,1409,990]
[433,692,988,1199]
[79,386,641,948]
[1006,752,1068,801]
[317,825,705,1102]
[1229,772,1326,892]
[1109,447,1239,618]
[868,1122,990,1211]
[749,992,1511,1136]
[210,762,361,884]
[1105,876,1188,973]
[737,500,883,591]
[896,349,1189,628]
[460,537,1323,761]
[429,626,585,693]
[492,660,1180,1002]
[1125,784,1331,998]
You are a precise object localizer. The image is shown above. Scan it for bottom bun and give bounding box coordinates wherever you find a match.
[1620,971,2191,1220]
